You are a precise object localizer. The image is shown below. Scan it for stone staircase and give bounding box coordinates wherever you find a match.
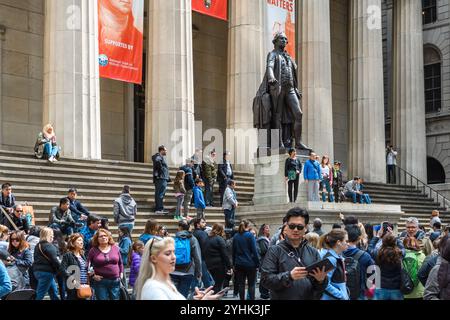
[362,182,450,231]
[0,150,254,238]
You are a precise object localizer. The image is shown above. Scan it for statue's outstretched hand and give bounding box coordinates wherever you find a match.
[268,78,278,85]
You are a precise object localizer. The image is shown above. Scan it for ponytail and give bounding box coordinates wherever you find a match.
[238,220,250,234]
[320,229,347,249]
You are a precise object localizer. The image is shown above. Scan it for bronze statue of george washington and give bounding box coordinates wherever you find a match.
[253,32,310,152]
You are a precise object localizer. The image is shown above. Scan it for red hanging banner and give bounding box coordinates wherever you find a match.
[192,0,228,21]
[98,0,144,84]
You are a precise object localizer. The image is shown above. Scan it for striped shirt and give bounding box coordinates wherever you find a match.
[78,256,88,285]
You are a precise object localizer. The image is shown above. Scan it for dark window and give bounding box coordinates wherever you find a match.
[424,63,442,113]
[427,157,446,184]
[422,0,437,24]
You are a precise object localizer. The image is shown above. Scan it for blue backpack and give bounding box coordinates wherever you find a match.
[175,237,191,266]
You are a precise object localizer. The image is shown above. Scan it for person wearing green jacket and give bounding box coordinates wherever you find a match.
[403,236,426,300]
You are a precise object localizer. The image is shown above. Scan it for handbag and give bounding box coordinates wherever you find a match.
[400,268,414,295]
[288,170,297,181]
[119,278,131,300]
[77,284,93,299]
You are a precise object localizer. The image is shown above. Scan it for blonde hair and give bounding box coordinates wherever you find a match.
[305,232,320,249]
[43,124,53,134]
[135,237,175,300]
[0,225,9,240]
[39,227,54,242]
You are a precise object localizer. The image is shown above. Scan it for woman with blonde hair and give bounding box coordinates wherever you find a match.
[135,237,222,300]
[32,227,62,300]
[305,232,320,249]
[38,124,59,162]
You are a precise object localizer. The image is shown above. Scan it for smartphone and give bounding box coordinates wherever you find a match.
[216,287,230,295]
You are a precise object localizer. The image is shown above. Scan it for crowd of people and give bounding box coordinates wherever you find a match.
[286,150,371,204]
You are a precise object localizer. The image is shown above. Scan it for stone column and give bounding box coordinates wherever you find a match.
[0,25,5,148]
[226,0,265,171]
[145,0,195,166]
[392,0,427,182]
[348,0,386,183]
[43,0,101,159]
[298,0,334,159]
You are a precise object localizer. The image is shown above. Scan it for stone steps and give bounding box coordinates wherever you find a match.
[0,151,254,238]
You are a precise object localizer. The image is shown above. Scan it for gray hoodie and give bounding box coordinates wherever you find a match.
[173,231,202,279]
[113,193,137,224]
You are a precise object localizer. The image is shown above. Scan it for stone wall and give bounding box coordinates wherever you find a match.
[192,12,228,149]
[100,79,127,161]
[330,0,349,177]
[0,0,44,152]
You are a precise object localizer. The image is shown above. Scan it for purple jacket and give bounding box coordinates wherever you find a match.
[129,252,142,288]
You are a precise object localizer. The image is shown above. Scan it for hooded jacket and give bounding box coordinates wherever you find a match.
[113,193,137,225]
[174,231,202,279]
[260,238,328,300]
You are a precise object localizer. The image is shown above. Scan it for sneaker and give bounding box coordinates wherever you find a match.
[173,215,180,221]
[48,156,54,162]
[185,215,193,220]
[161,210,169,215]
[155,210,163,214]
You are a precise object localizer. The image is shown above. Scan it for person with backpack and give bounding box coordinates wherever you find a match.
[118,226,132,269]
[171,220,202,298]
[343,225,375,300]
[319,229,350,300]
[402,236,426,300]
[256,224,270,299]
[374,233,403,300]
[303,151,321,202]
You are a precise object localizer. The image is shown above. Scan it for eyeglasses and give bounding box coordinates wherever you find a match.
[10,238,19,242]
[288,224,305,231]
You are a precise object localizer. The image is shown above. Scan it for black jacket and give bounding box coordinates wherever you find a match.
[419,253,439,286]
[218,161,234,184]
[4,215,29,233]
[204,235,232,271]
[152,153,170,183]
[0,194,15,211]
[331,168,343,187]
[261,239,328,300]
[179,165,195,190]
[438,259,450,300]
[192,228,209,259]
[32,241,63,275]
[284,158,302,178]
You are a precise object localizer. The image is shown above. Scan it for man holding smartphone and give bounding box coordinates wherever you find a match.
[260,207,328,299]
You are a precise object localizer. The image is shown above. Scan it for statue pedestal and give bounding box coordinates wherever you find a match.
[253,153,309,206]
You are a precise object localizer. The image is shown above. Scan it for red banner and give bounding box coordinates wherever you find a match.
[98,0,144,84]
[192,0,228,21]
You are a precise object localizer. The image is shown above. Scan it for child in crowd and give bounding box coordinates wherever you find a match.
[173,170,186,221]
[118,226,132,268]
[128,240,144,291]
[193,178,206,219]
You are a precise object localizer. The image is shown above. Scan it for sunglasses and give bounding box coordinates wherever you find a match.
[288,224,305,231]
[10,238,19,242]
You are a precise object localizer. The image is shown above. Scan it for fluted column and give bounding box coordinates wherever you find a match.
[145,0,195,166]
[226,0,264,171]
[43,0,101,159]
[299,0,334,159]
[392,0,427,182]
[348,0,386,183]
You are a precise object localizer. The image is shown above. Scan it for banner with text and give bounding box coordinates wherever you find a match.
[266,0,296,60]
[192,0,228,21]
[98,0,144,84]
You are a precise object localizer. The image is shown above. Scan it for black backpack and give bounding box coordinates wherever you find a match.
[343,250,365,300]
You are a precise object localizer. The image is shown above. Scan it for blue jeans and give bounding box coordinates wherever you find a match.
[92,278,121,300]
[171,274,194,299]
[154,179,168,212]
[224,209,235,229]
[48,223,74,236]
[345,191,357,203]
[374,288,403,300]
[201,261,214,288]
[359,194,372,204]
[321,179,334,202]
[119,223,134,234]
[44,142,58,158]
[175,195,184,216]
[34,271,59,300]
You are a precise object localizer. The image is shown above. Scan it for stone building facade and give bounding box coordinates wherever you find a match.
[0,0,449,189]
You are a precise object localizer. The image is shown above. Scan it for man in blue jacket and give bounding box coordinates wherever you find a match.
[303,152,321,202]
[67,188,91,232]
